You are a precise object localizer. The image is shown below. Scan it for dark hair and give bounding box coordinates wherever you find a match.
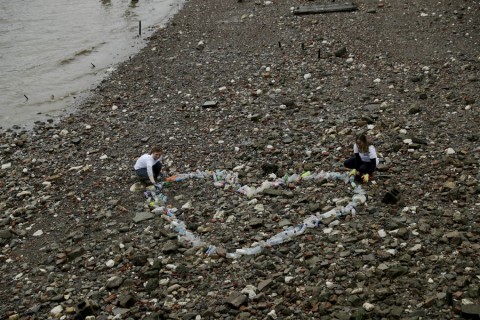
[356,134,369,153]
[150,146,162,154]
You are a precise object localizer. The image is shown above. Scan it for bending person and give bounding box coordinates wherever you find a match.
[344,134,379,183]
[134,146,163,186]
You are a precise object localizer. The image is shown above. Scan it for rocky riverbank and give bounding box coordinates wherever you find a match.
[1,0,479,319]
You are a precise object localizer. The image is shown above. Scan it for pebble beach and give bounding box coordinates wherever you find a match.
[1,0,480,319]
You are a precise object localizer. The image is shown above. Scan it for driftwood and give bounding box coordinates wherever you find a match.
[293,2,358,15]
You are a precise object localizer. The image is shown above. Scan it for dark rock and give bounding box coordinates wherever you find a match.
[461,304,480,319]
[334,47,347,57]
[225,292,247,309]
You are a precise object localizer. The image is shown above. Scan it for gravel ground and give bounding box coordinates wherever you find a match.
[1,0,479,319]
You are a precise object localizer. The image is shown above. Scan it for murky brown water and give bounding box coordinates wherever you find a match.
[0,0,183,130]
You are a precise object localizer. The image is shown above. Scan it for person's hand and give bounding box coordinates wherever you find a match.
[349,169,357,176]
[362,174,369,184]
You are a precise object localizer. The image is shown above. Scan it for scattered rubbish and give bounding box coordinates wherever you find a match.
[141,169,368,258]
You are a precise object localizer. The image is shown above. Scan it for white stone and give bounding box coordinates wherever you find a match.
[60,129,68,136]
[100,154,108,160]
[326,281,334,288]
[254,204,264,212]
[403,139,413,144]
[329,220,340,227]
[112,105,118,110]
[181,201,193,210]
[446,148,455,154]
[363,302,375,311]
[285,276,294,283]
[304,73,312,80]
[1,163,12,170]
[410,244,422,251]
[33,230,43,237]
[241,285,257,299]
[213,210,224,219]
[373,78,381,83]
[352,194,367,204]
[50,305,63,315]
[233,164,244,171]
[106,259,115,268]
[267,310,277,319]
[378,229,387,238]
[323,227,333,234]
[351,287,364,294]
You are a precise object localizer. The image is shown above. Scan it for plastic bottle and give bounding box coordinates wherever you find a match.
[226,252,240,259]
[301,171,311,179]
[266,237,284,246]
[206,245,217,256]
[303,215,320,227]
[236,246,262,255]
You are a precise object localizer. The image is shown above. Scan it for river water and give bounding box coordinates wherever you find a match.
[0,0,184,130]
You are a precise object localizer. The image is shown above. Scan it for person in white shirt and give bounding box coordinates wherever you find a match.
[134,146,163,186]
[344,134,379,183]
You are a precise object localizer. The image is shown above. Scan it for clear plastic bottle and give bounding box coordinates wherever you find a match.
[206,245,217,256]
[236,246,262,255]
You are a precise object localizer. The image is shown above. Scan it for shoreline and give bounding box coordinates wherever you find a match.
[0,0,186,133]
[1,0,479,318]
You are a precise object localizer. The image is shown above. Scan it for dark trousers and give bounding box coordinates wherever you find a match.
[135,162,162,182]
[344,157,375,175]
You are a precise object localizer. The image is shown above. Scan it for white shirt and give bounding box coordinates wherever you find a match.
[134,154,160,178]
[354,144,379,164]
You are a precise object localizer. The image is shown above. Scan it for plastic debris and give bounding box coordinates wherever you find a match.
[141,169,367,258]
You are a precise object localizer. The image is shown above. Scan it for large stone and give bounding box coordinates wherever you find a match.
[106,276,124,289]
[461,304,480,318]
[0,229,12,239]
[133,211,154,223]
[386,265,409,279]
[258,279,273,291]
[226,292,248,308]
[162,240,178,253]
